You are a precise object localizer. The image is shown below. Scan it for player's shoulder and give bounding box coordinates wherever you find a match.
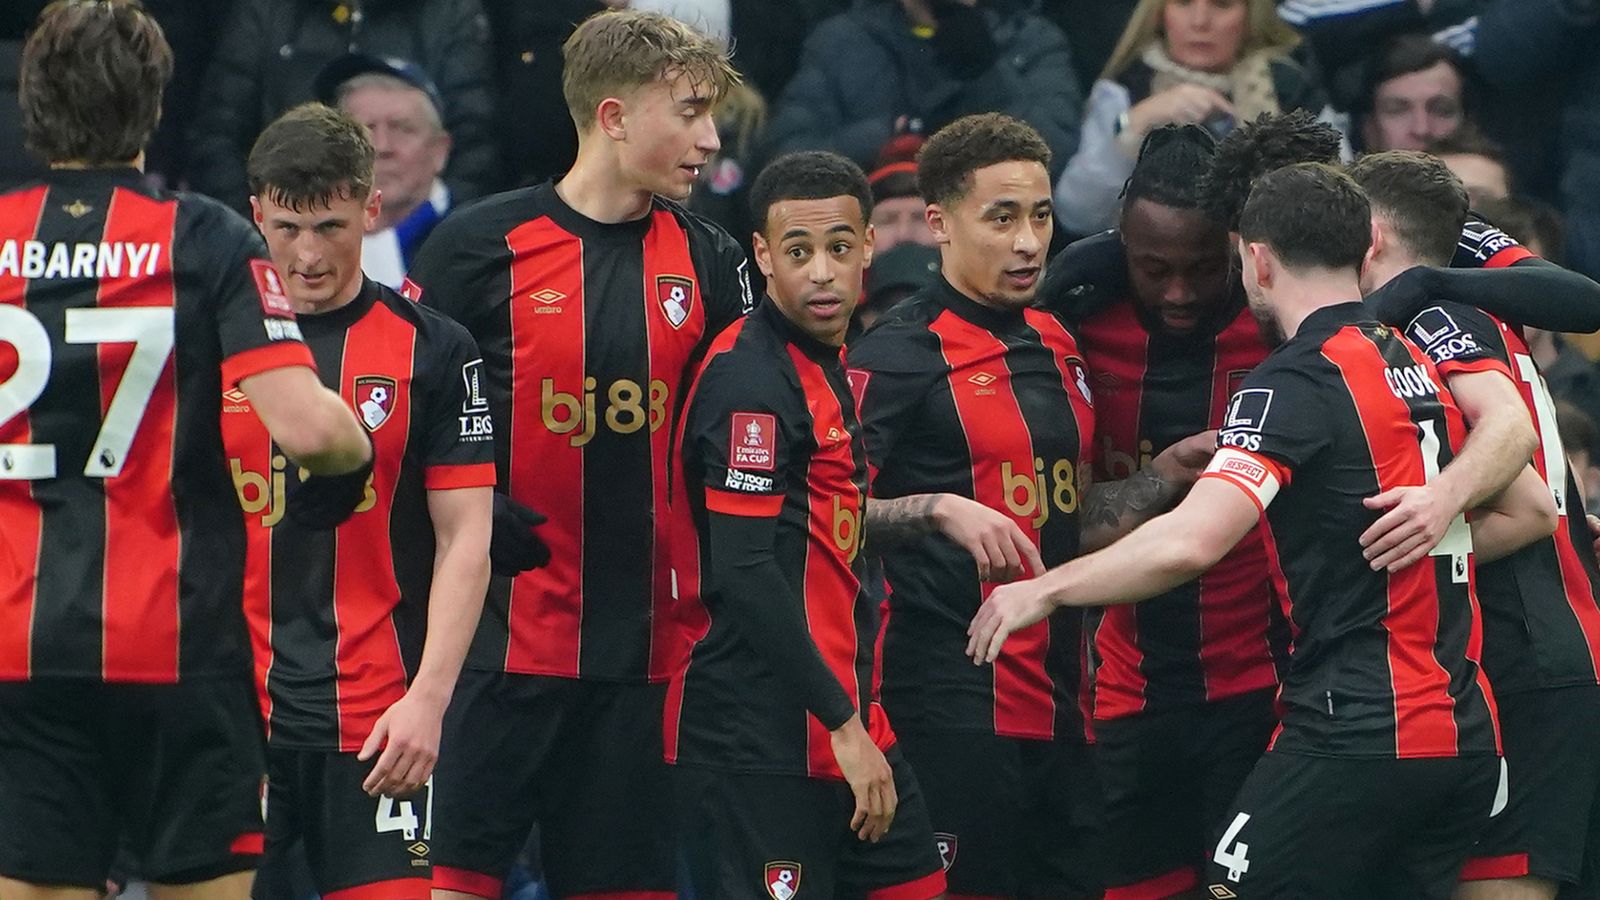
[375,283,479,349]
[696,321,800,407]
[848,289,948,370]
[654,195,747,260]
[1039,229,1128,323]
[170,190,265,253]
[427,183,550,246]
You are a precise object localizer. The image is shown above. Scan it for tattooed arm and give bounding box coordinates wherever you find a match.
[1079,430,1218,553]
[866,493,1046,583]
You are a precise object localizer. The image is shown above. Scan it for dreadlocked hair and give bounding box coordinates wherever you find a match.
[1121,124,1218,212]
[1198,110,1342,231]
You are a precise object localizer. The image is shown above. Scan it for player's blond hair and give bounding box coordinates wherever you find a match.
[561,9,740,132]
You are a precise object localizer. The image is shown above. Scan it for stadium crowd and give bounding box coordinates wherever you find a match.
[3,1,1600,899]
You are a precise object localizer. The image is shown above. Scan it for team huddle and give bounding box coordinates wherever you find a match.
[2,2,1599,900]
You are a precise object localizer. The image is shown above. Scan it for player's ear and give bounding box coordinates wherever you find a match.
[925,203,952,245]
[1244,241,1273,288]
[365,189,383,231]
[596,96,628,142]
[249,196,264,229]
[862,222,876,269]
[751,229,775,280]
[1364,218,1384,271]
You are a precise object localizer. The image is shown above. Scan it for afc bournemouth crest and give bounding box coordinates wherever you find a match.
[354,376,398,432]
[657,274,695,329]
[935,832,958,871]
[765,861,801,900]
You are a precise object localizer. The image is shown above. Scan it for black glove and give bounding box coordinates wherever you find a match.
[930,0,999,78]
[491,494,551,576]
[1367,264,1442,326]
[284,436,375,530]
[1452,212,1531,269]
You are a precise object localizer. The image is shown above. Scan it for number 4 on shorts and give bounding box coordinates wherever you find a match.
[1214,812,1252,883]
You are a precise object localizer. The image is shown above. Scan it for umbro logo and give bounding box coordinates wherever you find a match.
[531,288,565,304]
[407,841,428,858]
[1208,887,1238,899]
[968,372,996,386]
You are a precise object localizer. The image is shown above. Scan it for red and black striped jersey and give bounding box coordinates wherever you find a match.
[222,280,495,750]
[408,183,752,682]
[667,298,891,780]
[1044,230,1288,720]
[846,277,1096,742]
[0,168,314,683]
[1203,302,1500,759]
[1394,297,1600,695]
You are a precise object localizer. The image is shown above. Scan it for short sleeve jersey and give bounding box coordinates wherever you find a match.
[0,168,314,683]
[1391,295,1600,694]
[847,278,1096,742]
[408,182,752,682]
[666,299,889,780]
[1201,302,1500,759]
[223,280,495,750]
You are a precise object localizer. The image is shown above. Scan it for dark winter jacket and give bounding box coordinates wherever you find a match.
[186,0,500,212]
[765,0,1083,178]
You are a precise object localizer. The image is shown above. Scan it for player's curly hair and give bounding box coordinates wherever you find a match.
[1121,124,1218,213]
[749,151,873,236]
[248,104,376,212]
[1199,111,1342,232]
[916,113,1051,207]
[20,0,173,166]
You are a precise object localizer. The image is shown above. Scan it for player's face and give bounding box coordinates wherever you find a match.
[928,160,1052,311]
[1238,236,1285,347]
[615,70,721,202]
[252,187,380,312]
[754,195,874,347]
[1121,197,1233,335]
[341,84,449,221]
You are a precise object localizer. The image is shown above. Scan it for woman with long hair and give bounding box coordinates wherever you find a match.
[1054,0,1337,235]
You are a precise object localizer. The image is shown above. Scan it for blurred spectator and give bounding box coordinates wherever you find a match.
[1278,0,1480,75]
[480,0,602,187]
[1354,32,1467,151]
[868,160,936,254]
[854,241,940,334]
[317,55,453,288]
[728,0,849,101]
[766,0,1083,181]
[1428,128,1509,206]
[1041,0,1141,94]
[1557,401,1600,511]
[1472,0,1600,281]
[1053,0,1331,236]
[186,0,501,213]
[632,0,728,41]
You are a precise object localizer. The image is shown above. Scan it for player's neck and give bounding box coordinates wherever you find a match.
[1362,254,1421,297]
[50,152,145,172]
[294,275,365,316]
[558,148,654,225]
[1272,269,1364,339]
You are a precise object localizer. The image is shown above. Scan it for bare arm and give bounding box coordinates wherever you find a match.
[865,492,1046,583]
[967,477,1259,663]
[1470,465,1559,564]
[238,365,370,474]
[1360,369,1537,571]
[1080,430,1217,552]
[359,485,492,798]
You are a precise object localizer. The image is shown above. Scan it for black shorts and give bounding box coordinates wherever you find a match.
[0,677,265,889]
[674,745,946,900]
[1095,687,1277,898]
[894,729,1101,898]
[429,670,675,899]
[262,747,432,898]
[1461,684,1600,897]
[1204,750,1499,899]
